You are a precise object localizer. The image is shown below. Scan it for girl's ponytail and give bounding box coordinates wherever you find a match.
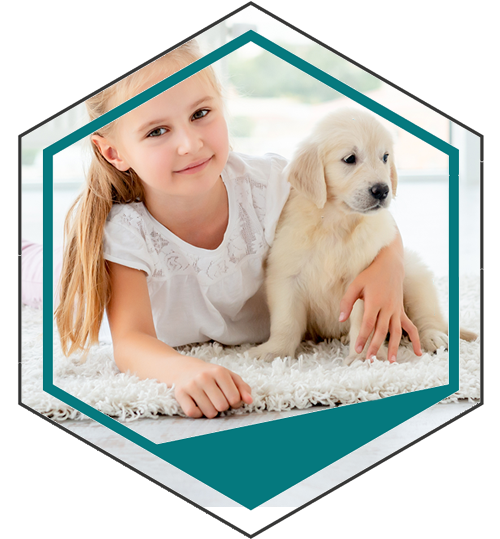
[55,147,144,356]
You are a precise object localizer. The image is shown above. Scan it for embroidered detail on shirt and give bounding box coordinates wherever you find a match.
[238,202,256,256]
[150,230,170,254]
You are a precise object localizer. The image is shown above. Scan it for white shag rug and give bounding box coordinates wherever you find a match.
[21,276,480,422]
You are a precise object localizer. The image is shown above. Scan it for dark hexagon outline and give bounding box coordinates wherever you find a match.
[18,2,484,536]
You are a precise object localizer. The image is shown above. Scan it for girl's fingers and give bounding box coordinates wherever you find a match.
[387,317,403,363]
[176,367,252,418]
[230,372,253,404]
[215,371,244,409]
[188,387,219,419]
[402,314,422,356]
[365,313,391,359]
[355,307,379,354]
[176,391,203,419]
[339,280,363,322]
[203,379,231,412]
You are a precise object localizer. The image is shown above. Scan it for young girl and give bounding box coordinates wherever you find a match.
[24,40,421,419]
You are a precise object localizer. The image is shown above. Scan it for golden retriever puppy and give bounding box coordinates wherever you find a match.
[250,108,476,364]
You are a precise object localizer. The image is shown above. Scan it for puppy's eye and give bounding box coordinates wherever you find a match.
[383,153,389,163]
[343,155,356,164]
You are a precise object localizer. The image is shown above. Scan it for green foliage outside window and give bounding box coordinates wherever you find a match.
[228,44,381,103]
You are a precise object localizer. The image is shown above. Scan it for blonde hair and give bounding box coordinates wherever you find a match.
[55,40,224,356]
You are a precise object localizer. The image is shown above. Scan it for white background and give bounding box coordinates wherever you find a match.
[3,1,498,537]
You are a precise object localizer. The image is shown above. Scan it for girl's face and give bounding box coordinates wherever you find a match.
[95,72,229,202]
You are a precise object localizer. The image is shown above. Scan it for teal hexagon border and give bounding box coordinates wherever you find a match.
[42,31,459,509]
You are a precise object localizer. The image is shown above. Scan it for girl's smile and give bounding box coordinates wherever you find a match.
[174,155,213,174]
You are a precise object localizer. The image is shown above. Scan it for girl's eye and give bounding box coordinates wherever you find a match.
[383,153,389,163]
[343,154,356,164]
[192,109,209,120]
[147,127,167,138]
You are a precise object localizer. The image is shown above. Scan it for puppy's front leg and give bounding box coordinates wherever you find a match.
[343,300,388,365]
[344,299,365,366]
[248,277,308,361]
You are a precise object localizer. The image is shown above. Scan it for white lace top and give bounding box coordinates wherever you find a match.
[103,152,290,347]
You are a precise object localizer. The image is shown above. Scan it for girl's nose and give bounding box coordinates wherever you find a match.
[176,127,202,155]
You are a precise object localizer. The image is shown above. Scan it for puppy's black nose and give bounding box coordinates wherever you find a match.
[370,183,389,200]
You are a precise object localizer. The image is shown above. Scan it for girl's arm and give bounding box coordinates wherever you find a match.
[339,229,422,362]
[106,262,253,418]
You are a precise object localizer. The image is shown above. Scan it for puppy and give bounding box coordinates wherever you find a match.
[251,108,476,364]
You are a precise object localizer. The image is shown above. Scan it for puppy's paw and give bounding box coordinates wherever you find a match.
[246,344,269,361]
[460,328,478,342]
[420,330,448,353]
[246,342,294,362]
[340,334,350,345]
[344,354,362,366]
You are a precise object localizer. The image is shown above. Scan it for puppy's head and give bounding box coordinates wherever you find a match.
[286,108,398,214]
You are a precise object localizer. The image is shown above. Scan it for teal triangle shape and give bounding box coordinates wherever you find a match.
[45,382,455,509]
[154,384,454,508]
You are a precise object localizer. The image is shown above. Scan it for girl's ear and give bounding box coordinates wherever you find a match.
[91,134,130,172]
[286,140,327,209]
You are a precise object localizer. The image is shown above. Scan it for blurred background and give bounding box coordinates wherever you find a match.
[22,10,480,279]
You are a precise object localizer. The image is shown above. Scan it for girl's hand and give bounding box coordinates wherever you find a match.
[339,233,422,362]
[173,356,253,419]
[107,262,253,419]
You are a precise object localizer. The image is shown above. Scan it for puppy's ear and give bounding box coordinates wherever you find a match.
[390,159,398,197]
[286,141,327,209]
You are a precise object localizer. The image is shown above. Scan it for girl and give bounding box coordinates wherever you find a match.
[24,40,421,419]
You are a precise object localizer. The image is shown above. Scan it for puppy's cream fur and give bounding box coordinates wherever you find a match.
[251,108,476,364]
